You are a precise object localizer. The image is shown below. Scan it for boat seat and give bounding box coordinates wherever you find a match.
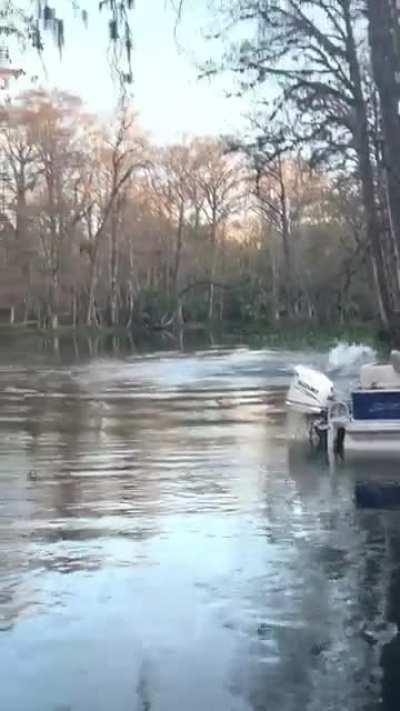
[360,364,400,390]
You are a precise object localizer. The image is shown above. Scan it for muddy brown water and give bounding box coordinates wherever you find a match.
[0,339,399,711]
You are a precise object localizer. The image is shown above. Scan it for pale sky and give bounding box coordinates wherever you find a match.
[10,0,248,144]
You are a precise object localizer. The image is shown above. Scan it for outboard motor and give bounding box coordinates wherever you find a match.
[286,366,335,451]
[287,366,335,414]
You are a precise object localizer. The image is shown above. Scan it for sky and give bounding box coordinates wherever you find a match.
[7,0,248,144]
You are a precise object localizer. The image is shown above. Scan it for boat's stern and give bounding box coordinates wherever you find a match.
[345,386,400,459]
[345,419,400,459]
[286,366,337,451]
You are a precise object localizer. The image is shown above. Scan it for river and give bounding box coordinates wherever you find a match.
[0,336,399,711]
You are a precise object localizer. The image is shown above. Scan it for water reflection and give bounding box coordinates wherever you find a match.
[0,343,399,709]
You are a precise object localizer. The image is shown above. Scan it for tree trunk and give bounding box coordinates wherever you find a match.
[374,126,400,305]
[208,212,217,321]
[126,281,134,328]
[126,244,138,328]
[208,284,215,321]
[73,335,80,359]
[87,256,98,327]
[72,289,77,328]
[23,293,32,324]
[49,271,59,330]
[218,292,224,322]
[270,237,280,322]
[278,155,293,316]
[176,299,184,329]
[367,0,400,296]
[15,181,32,315]
[173,199,184,300]
[359,145,391,327]
[344,2,392,326]
[110,201,120,327]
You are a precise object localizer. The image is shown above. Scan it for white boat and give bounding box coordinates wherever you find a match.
[286,351,400,459]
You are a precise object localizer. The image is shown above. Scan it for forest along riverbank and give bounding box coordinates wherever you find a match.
[0,342,399,711]
[0,321,384,367]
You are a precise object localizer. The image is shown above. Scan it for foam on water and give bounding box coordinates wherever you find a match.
[327,342,375,373]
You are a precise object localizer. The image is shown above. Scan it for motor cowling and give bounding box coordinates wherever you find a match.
[286,365,335,415]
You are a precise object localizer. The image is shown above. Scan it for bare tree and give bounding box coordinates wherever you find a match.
[1,98,40,318]
[28,91,92,328]
[82,109,148,327]
[195,138,245,320]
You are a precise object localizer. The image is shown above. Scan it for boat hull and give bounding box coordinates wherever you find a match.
[344,420,400,459]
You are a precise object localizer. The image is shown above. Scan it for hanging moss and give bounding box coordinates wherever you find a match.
[56,19,64,54]
[126,37,132,65]
[28,1,135,81]
[109,19,119,41]
[43,4,55,29]
[31,22,43,51]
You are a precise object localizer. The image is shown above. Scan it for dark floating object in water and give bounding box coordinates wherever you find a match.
[355,481,400,509]
[27,470,38,481]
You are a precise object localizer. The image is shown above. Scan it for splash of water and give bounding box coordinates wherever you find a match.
[327,342,375,372]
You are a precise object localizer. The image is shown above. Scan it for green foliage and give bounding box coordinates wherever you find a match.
[135,288,175,325]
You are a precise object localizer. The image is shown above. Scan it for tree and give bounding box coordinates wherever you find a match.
[150,144,189,304]
[0,96,41,317]
[82,109,148,327]
[29,90,89,328]
[252,148,295,317]
[208,0,396,325]
[195,138,245,320]
[149,139,214,325]
[366,0,400,304]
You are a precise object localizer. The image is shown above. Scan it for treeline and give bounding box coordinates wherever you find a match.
[206,0,400,331]
[0,89,376,330]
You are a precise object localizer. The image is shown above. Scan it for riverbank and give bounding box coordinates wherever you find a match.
[0,319,383,347]
[0,319,386,366]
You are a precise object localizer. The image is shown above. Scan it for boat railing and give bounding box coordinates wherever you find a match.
[328,399,351,426]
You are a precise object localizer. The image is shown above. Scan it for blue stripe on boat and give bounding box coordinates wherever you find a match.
[352,391,400,420]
